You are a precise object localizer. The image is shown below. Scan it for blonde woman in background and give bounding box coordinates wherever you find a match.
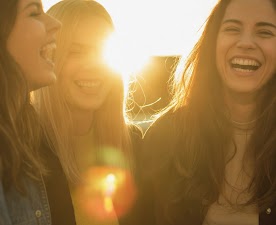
[34,1,142,225]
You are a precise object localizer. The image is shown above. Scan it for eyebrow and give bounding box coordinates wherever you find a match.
[70,43,87,50]
[222,19,276,29]
[222,19,242,26]
[23,1,41,10]
[256,22,276,29]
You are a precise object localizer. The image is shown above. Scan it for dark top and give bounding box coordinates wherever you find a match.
[118,125,144,225]
[41,125,143,225]
[139,109,276,225]
[41,141,76,225]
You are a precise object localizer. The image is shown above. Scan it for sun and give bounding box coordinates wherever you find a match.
[103,32,151,81]
[42,0,219,85]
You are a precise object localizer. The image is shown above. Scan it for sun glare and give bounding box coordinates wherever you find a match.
[42,0,218,83]
[103,32,151,78]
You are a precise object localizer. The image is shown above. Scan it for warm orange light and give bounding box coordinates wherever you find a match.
[43,0,218,57]
[75,166,137,222]
[103,32,151,81]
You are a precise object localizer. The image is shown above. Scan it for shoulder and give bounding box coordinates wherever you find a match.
[140,108,185,173]
[143,108,184,147]
[4,176,52,225]
[128,123,143,139]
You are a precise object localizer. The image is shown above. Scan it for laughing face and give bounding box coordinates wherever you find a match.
[60,16,114,113]
[216,0,276,95]
[7,0,61,90]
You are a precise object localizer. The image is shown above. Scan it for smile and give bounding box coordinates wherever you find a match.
[230,58,261,72]
[40,42,56,65]
[74,80,101,88]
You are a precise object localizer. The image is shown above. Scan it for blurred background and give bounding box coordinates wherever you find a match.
[42,0,218,129]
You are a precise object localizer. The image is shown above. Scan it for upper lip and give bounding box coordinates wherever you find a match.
[229,56,262,68]
[74,77,103,82]
[42,38,57,47]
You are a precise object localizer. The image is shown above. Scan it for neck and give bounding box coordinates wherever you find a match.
[224,89,257,124]
[71,109,94,136]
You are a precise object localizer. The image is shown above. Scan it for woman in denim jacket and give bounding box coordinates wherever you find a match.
[0,0,60,224]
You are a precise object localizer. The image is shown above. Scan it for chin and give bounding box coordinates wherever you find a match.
[29,73,57,91]
[80,103,103,112]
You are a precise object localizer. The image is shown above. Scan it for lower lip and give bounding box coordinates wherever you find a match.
[75,83,102,95]
[42,57,55,69]
[231,66,258,77]
[234,68,254,74]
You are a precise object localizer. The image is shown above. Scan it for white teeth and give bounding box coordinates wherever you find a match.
[234,68,255,72]
[40,43,56,63]
[231,58,260,67]
[75,80,101,88]
[231,57,261,72]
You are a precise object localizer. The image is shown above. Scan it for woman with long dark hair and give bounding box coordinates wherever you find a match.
[141,0,276,224]
[0,0,60,224]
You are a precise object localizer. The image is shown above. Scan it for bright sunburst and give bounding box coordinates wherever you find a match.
[42,0,218,82]
[103,32,151,77]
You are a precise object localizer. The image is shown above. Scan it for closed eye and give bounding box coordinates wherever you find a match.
[68,50,84,57]
[30,12,42,17]
[25,2,43,17]
[221,26,240,34]
[257,30,275,38]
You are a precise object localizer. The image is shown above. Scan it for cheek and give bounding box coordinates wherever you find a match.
[216,37,227,58]
[215,42,224,75]
[7,30,24,65]
[215,35,231,75]
[267,48,276,70]
[59,59,77,81]
[19,21,45,49]
[7,22,44,65]
[263,45,276,80]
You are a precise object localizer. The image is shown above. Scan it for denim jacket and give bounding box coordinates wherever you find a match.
[0,175,51,225]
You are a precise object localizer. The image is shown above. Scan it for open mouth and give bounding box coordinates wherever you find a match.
[74,80,102,88]
[230,58,261,72]
[40,43,56,65]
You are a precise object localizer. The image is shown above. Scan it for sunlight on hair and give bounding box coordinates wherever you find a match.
[103,32,151,79]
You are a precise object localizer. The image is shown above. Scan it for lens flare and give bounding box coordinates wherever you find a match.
[75,167,136,222]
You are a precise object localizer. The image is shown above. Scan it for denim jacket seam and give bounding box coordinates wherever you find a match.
[38,173,52,225]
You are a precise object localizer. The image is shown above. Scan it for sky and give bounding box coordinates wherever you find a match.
[42,0,218,57]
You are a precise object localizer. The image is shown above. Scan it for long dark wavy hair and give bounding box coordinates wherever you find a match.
[0,0,44,191]
[160,0,276,220]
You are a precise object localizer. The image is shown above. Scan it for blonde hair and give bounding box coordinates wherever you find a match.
[34,0,133,183]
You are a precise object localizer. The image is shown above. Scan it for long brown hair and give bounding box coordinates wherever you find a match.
[159,0,276,216]
[0,0,44,191]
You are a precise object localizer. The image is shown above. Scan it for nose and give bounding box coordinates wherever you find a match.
[45,14,62,35]
[236,32,256,50]
[83,58,104,70]
[83,51,105,66]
